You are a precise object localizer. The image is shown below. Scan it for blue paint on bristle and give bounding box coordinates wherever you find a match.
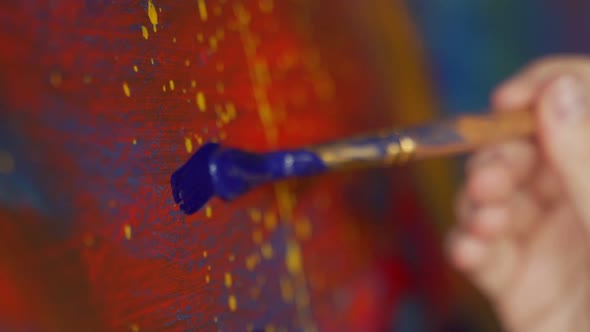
[171,143,327,215]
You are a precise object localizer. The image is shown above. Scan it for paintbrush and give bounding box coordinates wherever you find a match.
[171,110,534,215]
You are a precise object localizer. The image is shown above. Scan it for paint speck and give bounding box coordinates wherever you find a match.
[130,324,139,332]
[83,234,95,247]
[196,92,206,111]
[162,85,167,92]
[264,212,277,231]
[191,80,197,88]
[209,37,218,51]
[285,241,302,275]
[203,250,208,258]
[133,139,138,145]
[205,274,210,283]
[228,295,237,312]
[224,273,232,288]
[252,229,263,244]
[184,59,191,67]
[260,243,273,259]
[205,206,212,218]
[169,80,175,91]
[207,265,212,271]
[198,0,208,21]
[245,253,260,271]
[172,37,177,43]
[259,0,274,13]
[141,25,149,39]
[249,209,262,223]
[50,72,62,88]
[150,58,155,65]
[147,0,158,32]
[295,217,312,240]
[185,137,193,153]
[122,82,131,97]
[133,65,139,72]
[124,224,132,240]
[0,151,15,174]
[280,277,294,302]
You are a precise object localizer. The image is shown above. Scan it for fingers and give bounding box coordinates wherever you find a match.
[537,75,590,228]
[492,56,590,110]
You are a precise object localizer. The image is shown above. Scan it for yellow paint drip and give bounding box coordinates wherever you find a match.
[209,37,218,51]
[169,80,175,91]
[184,59,191,67]
[147,0,158,32]
[285,241,302,275]
[228,295,237,312]
[205,274,210,283]
[132,139,137,145]
[191,80,197,88]
[224,273,232,288]
[263,212,277,231]
[260,243,273,259]
[150,58,155,65]
[205,206,212,218]
[196,92,206,111]
[203,250,208,258]
[124,224,132,240]
[198,0,208,21]
[141,25,149,39]
[122,82,131,97]
[133,65,139,72]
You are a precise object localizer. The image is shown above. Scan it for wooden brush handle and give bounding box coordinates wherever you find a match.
[311,110,535,169]
[411,110,534,160]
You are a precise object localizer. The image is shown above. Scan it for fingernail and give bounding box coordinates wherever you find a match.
[550,76,589,122]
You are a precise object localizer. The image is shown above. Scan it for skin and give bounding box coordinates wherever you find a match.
[448,56,590,332]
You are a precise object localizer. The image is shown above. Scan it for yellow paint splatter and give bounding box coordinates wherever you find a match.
[191,80,196,88]
[209,37,218,51]
[50,72,62,88]
[122,82,131,97]
[169,80,175,91]
[184,137,193,153]
[147,0,158,32]
[132,139,137,145]
[162,85,166,92]
[150,58,155,65]
[184,59,191,67]
[248,209,262,223]
[224,273,232,288]
[124,224,132,240]
[228,295,237,312]
[259,0,274,13]
[0,151,15,174]
[285,241,302,275]
[172,37,177,43]
[198,0,208,21]
[245,253,260,271]
[260,243,273,259]
[207,265,212,271]
[133,65,139,72]
[252,229,263,244]
[141,25,149,39]
[196,92,206,111]
[280,277,294,302]
[205,206,212,218]
[205,274,210,283]
[263,212,277,231]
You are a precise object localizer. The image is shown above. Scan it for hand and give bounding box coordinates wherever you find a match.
[448,56,590,332]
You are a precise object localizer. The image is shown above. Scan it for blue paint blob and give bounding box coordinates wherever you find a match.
[170,143,327,215]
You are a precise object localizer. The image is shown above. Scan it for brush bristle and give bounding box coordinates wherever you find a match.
[170,143,220,214]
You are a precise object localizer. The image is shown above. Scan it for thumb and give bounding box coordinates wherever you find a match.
[538,75,590,223]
